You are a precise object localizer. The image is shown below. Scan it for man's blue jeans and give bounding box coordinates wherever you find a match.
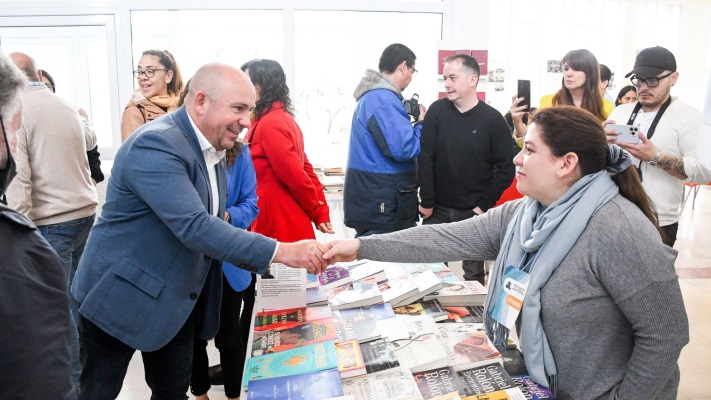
[37,214,95,390]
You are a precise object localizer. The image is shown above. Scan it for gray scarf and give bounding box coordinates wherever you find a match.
[483,169,621,392]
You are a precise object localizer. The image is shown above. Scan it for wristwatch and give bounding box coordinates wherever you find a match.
[648,152,662,167]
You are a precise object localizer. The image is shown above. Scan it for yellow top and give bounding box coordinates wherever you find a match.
[539,93,614,119]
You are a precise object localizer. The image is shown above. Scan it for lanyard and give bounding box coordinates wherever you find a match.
[517,252,538,273]
[626,96,672,180]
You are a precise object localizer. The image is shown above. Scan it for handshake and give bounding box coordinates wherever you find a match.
[272,239,362,275]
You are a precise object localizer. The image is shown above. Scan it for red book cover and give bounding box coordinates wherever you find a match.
[470,50,488,75]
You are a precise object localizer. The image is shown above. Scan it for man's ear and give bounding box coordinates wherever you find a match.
[193,91,209,115]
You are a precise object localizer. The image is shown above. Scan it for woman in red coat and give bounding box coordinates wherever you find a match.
[241,59,334,241]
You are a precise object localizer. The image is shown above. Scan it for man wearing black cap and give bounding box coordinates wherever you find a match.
[606,46,711,246]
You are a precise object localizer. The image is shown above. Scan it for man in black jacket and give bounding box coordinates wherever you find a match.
[0,50,77,399]
[418,54,515,283]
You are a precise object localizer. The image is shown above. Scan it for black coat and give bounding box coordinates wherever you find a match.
[0,204,76,399]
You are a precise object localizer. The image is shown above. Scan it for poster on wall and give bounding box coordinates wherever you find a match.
[437,49,471,74]
[547,60,561,73]
[470,50,488,75]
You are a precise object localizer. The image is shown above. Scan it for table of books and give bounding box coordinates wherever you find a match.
[239,261,554,400]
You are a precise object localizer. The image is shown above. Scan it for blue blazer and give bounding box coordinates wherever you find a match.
[224,144,259,292]
[71,107,276,352]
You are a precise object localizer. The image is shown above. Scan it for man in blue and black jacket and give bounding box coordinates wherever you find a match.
[344,43,426,237]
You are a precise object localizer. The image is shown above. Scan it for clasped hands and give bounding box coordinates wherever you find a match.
[272,239,362,275]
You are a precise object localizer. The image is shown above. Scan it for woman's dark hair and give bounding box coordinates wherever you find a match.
[551,49,606,122]
[38,69,55,93]
[240,59,294,119]
[531,106,661,234]
[177,78,244,165]
[378,43,416,74]
[615,85,637,106]
[142,49,184,96]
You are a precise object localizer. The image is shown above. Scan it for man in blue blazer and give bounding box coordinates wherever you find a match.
[71,63,331,399]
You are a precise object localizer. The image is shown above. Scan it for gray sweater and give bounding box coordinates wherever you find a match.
[360,196,688,400]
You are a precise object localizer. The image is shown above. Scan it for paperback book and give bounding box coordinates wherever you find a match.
[378,274,419,306]
[398,269,444,306]
[254,305,332,332]
[243,341,339,386]
[333,314,381,343]
[440,306,486,324]
[247,369,344,400]
[378,316,448,373]
[333,303,395,321]
[319,264,353,289]
[456,362,519,397]
[359,338,400,374]
[327,280,383,311]
[423,281,487,306]
[257,263,307,311]
[251,318,337,357]
[341,368,424,400]
[393,299,448,322]
[436,324,502,371]
[307,286,329,306]
[336,340,367,378]
[510,375,553,399]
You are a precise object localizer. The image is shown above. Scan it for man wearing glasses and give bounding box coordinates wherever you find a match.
[344,43,427,237]
[606,46,711,246]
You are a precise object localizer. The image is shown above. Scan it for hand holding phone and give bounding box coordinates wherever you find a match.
[607,124,641,144]
[517,80,531,111]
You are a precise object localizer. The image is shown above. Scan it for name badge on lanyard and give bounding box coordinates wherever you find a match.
[490,253,534,329]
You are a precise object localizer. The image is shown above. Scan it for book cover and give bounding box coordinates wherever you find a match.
[333,314,380,343]
[510,375,553,399]
[333,303,395,321]
[501,349,527,377]
[243,341,339,386]
[378,316,448,373]
[463,387,526,400]
[247,369,344,400]
[327,280,383,311]
[306,273,321,289]
[432,393,463,400]
[251,318,337,357]
[307,286,329,306]
[319,264,352,289]
[412,366,464,400]
[254,305,332,332]
[456,363,518,397]
[336,340,367,378]
[437,324,502,371]
[394,299,448,322]
[359,338,400,374]
[347,260,387,282]
[341,368,424,400]
[378,274,418,306]
[441,306,486,324]
[423,281,487,306]
[257,264,307,311]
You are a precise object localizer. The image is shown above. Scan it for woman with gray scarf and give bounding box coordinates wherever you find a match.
[324,106,687,400]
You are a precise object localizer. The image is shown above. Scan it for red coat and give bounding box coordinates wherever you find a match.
[246,102,329,242]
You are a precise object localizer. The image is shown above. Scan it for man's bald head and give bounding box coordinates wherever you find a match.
[9,52,40,82]
[185,62,256,151]
[186,63,254,107]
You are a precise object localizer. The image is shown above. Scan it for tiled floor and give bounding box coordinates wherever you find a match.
[117,187,711,400]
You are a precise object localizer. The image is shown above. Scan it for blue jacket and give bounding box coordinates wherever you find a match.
[344,70,421,232]
[71,107,276,351]
[223,145,259,292]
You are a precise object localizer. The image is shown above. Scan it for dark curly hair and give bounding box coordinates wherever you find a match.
[240,59,294,119]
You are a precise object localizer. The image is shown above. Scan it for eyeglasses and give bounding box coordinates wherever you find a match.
[630,72,673,88]
[133,69,169,79]
[410,67,418,77]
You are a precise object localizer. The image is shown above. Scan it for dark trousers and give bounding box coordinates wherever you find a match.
[191,275,246,398]
[661,222,679,247]
[355,220,417,238]
[240,274,257,347]
[423,204,485,280]
[79,310,197,400]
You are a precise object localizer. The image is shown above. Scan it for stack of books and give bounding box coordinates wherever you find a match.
[242,261,541,400]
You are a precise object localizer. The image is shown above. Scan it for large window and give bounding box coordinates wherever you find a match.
[0,20,115,149]
[130,10,284,83]
[293,10,442,167]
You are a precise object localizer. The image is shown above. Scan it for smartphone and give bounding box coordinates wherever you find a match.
[517,80,531,111]
[608,124,641,144]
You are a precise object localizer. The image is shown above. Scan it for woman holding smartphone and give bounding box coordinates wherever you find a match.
[510,49,614,137]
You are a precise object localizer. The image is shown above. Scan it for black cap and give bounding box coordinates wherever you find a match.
[625,46,676,78]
